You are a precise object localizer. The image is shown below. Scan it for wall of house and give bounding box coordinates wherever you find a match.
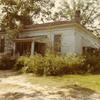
[4,25,100,55]
[20,25,100,55]
[20,29,54,51]
[4,34,14,54]
[0,33,15,54]
[53,28,75,55]
[20,27,76,55]
[62,30,75,54]
[74,28,100,54]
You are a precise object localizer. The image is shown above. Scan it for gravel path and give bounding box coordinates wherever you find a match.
[0,70,100,100]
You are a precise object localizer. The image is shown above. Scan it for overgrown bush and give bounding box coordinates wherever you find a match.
[15,52,100,76]
[0,54,16,70]
[83,54,100,74]
[15,56,30,70]
[15,53,85,76]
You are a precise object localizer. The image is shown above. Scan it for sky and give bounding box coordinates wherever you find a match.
[0,0,99,26]
[0,0,99,35]
[55,0,71,9]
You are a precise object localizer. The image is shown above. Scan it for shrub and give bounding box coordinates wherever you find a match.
[15,55,44,75]
[63,55,85,74]
[43,53,65,75]
[43,54,85,75]
[83,54,100,74]
[24,55,44,75]
[0,54,16,70]
[15,56,30,70]
[15,53,85,76]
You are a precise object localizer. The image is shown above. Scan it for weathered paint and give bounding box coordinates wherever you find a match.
[19,27,77,55]
[1,23,100,55]
[74,27,100,54]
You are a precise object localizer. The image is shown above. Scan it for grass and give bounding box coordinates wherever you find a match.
[28,74,100,92]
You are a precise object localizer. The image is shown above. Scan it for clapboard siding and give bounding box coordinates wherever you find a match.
[1,22,100,55]
[20,25,100,55]
[20,27,76,54]
[74,28,100,54]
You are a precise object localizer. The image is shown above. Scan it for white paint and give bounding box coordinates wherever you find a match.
[20,27,76,55]
[61,29,76,54]
[18,25,100,55]
[13,42,16,55]
[74,27,100,54]
[31,41,35,55]
[1,23,100,55]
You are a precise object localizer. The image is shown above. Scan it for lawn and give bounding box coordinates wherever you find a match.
[28,74,100,92]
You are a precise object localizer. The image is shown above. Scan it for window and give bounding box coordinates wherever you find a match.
[83,47,97,54]
[54,34,61,52]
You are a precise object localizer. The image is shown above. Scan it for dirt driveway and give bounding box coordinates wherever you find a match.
[0,70,100,100]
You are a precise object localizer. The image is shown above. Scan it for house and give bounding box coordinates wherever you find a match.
[0,11,100,56]
[0,21,100,56]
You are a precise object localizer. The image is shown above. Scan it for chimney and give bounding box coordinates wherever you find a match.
[75,10,81,23]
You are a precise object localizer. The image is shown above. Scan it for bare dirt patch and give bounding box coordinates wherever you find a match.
[0,70,100,100]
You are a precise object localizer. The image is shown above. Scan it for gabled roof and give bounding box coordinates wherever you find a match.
[24,21,73,29]
[23,21,78,31]
[22,20,93,34]
[22,20,100,44]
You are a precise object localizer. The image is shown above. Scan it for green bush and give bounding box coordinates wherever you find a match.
[15,56,30,70]
[43,53,85,75]
[15,53,85,76]
[43,53,65,75]
[63,55,85,74]
[83,54,100,74]
[15,55,45,75]
[0,55,16,70]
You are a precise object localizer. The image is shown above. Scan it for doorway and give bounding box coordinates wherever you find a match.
[34,42,46,55]
[15,41,32,56]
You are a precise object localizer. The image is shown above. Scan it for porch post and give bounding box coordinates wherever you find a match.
[31,41,34,55]
[13,42,16,56]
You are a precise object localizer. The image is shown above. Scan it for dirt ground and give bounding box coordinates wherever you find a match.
[0,70,100,100]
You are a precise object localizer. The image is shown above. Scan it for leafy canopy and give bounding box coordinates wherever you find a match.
[53,0,100,36]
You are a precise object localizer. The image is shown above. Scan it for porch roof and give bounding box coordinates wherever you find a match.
[14,37,48,43]
[14,38,33,42]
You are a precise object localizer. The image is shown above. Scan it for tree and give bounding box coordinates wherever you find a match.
[0,0,56,40]
[32,0,55,23]
[0,0,43,30]
[52,0,100,37]
[0,0,56,29]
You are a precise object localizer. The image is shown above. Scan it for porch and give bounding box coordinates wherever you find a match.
[14,37,48,56]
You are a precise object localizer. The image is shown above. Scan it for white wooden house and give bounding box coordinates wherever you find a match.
[0,21,100,55]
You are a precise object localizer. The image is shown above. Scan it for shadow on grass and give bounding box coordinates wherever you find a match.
[0,70,19,78]
[61,84,98,99]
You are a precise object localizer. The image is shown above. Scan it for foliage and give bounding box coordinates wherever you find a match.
[15,56,29,70]
[0,54,16,70]
[0,0,55,29]
[52,0,100,37]
[36,0,55,23]
[15,51,100,76]
[0,0,35,29]
[0,0,99,37]
[15,53,85,76]
[83,54,100,74]
[0,0,56,39]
